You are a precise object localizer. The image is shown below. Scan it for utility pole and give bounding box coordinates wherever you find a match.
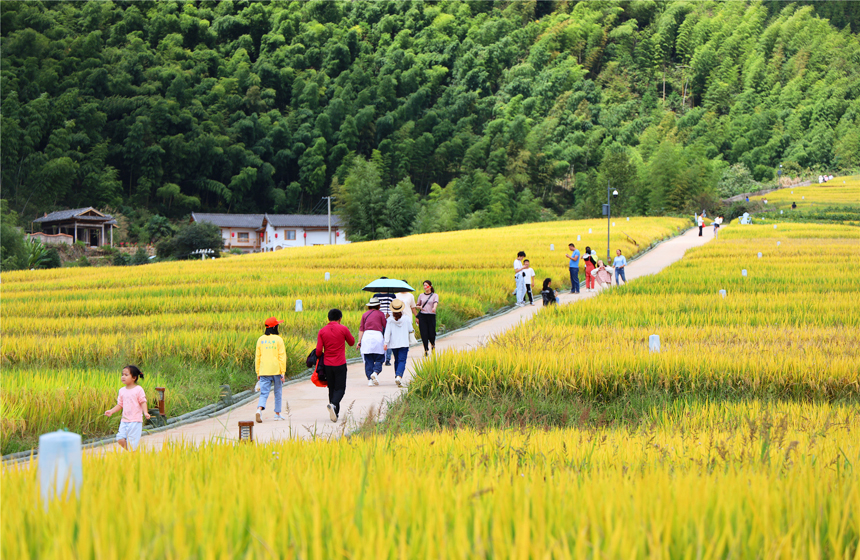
[323,196,334,245]
[602,180,618,263]
[607,180,611,263]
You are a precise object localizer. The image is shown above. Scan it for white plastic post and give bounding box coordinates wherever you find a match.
[324,272,330,281]
[742,269,748,277]
[550,244,554,251]
[777,241,781,246]
[758,252,762,258]
[612,222,615,227]
[627,217,630,221]
[577,235,581,241]
[588,228,592,234]
[649,334,661,353]
[295,299,303,312]
[39,431,83,505]
[773,224,777,229]
[719,289,727,298]
[780,210,783,214]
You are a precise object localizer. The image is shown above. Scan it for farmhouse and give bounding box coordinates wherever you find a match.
[260,214,347,251]
[190,213,348,253]
[32,207,118,247]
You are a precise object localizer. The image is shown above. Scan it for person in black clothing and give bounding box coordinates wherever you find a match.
[540,278,558,306]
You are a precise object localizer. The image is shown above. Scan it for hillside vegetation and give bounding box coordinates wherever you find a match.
[2,1,860,240]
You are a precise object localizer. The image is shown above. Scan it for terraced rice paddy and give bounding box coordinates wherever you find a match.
[2,407,857,558]
[409,223,860,403]
[0,217,686,452]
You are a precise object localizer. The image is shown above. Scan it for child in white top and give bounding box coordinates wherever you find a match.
[522,259,536,305]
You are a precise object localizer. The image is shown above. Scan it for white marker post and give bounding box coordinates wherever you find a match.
[550,244,554,251]
[39,431,83,506]
[742,269,748,277]
[649,334,661,353]
[325,272,330,281]
[719,289,727,298]
[295,299,303,312]
[577,235,581,241]
[588,228,592,234]
[758,252,762,258]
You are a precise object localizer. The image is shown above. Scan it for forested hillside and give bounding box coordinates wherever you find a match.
[2,1,859,240]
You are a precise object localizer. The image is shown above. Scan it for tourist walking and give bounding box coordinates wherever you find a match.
[565,243,581,293]
[104,365,150,451]
[514,251,527,306]
[522,260,536,305]
[583,246,597,291]
[612,249,627,285]
[316,309,355,422]
[592,260,613,289]
[713,216,722,237]
[384,299,413,387]
[358,297,386,386]
[254,317,287,423]
[416,280,439,356]
[373,278,397,366]
[697,213,704,236]
[540,278,559,306]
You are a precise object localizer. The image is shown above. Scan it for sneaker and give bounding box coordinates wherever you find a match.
[424,351,429,357]
[368,379,375,387]
[371,372,379,386]
[273,414,285,421]
[384,361,391,366]
[395,377,403,387]
[255,409,263,423]
[327,404,338,422]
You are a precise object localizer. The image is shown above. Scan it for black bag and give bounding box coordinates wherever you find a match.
[306,348,327,382]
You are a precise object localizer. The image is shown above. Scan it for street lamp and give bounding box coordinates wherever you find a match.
[602,182,619,262]
[778,164,782,185]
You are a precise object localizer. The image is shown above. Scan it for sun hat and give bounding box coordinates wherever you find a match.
[264,317,284,328]
[389,299,405,313]
[366,296,380,307]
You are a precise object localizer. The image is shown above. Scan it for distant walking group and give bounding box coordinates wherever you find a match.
[513,242,628,308]
[253,278,440,424]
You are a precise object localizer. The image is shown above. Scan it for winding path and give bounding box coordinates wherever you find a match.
[140,226,717,448]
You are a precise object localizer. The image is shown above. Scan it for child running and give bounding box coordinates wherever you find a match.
[104,365,150,451]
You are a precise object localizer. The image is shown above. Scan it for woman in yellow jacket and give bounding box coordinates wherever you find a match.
[255,317,287,423]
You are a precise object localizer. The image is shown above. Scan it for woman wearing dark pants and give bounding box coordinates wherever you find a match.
[416,280,439,357]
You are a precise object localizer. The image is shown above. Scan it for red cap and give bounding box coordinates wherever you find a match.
[264,317,283,328]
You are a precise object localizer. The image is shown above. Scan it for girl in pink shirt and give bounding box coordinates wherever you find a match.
[105,365,150,451]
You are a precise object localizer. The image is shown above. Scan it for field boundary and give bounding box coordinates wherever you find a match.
[2,225,694,465]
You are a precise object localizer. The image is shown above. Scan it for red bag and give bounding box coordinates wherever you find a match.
[311,359,328,388]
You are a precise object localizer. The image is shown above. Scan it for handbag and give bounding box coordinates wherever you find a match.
[307,348,328,387]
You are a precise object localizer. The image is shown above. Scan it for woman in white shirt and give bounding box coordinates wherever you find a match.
[384,299,414,387]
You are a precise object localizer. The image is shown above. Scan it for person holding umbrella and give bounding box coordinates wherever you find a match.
[358,296,386,386]
[363,278,416,366]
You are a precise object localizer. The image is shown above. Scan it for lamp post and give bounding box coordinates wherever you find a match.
[602,181,619,262]
[778,164,782,185]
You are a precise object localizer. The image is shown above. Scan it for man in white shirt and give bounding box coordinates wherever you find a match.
[513,251,527,306]
[522,259,536,305]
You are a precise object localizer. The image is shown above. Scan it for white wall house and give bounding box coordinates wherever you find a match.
[191,213,264,253]
[190,213,349,253]
[260,214,348,252]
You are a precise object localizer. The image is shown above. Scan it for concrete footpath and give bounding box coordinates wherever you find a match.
[140,226,716,448]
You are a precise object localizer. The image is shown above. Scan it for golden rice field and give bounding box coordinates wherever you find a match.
[0,217,686,452]
[410,223,860,402]
[752,175,860,210]
[2,405,857,559]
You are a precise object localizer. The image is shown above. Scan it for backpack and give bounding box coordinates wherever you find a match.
[306,348,328,387]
